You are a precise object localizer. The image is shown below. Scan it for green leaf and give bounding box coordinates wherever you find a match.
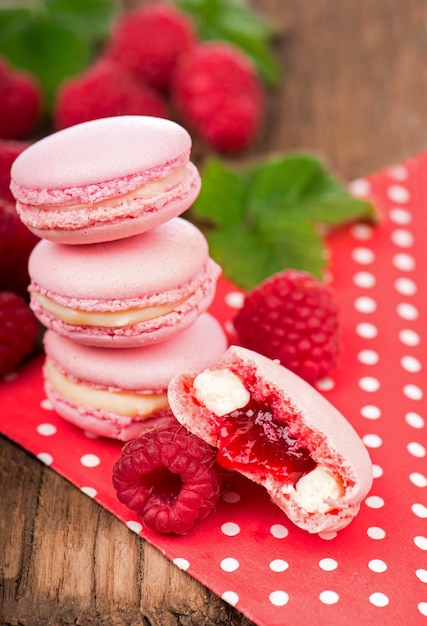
[173,0,281,86]
[0,7,91,113]
[191,153,377,290]
[45,0,117,41]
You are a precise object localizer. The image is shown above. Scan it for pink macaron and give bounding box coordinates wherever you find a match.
[43,313,228,440]
[168,345,374,534]
[28,217,221,347]
[10,115,201,244]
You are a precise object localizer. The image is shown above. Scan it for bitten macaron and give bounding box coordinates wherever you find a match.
[28,217,221,347]
[168,345,373,534]
[43,313,228,440]
[10,115,201,244]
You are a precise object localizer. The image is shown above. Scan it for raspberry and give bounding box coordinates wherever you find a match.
[0,140,31,203]
[172,42,265,153]
[0,199,39,297]
[233,270,341,384]
[54,59,168,130]
[0,57,42,140]
[0,291,39,378]
[112,419,221,535]
[107,2,197,92]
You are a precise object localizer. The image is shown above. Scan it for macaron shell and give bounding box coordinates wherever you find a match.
[29,218,210,299]
[43,313,228,392]
[167,345,374,533]
[11,116,192,192]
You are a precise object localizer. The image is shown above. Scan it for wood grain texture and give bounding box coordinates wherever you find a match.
[2,1,427,624]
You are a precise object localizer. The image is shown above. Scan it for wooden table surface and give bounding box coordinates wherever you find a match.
[1,1,427,624]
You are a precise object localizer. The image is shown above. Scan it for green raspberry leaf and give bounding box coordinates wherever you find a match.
[45,0,117,41]
[173,0,281,86]
[191,153,376,290]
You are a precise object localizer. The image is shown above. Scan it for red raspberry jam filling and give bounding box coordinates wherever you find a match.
[216,398,316,483]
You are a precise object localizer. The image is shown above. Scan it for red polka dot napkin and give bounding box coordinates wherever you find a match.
[1,152,427,626]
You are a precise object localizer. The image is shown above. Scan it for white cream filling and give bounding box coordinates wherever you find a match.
[37,165,193,212]
[46,359,169,417]
[294,467,344,513]
[34,292,189,327]
[193,367,345,512]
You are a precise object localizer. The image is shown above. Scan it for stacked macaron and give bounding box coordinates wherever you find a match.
[11,115,227,440]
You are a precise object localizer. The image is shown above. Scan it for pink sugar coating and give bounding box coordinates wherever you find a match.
[168,345,374,534]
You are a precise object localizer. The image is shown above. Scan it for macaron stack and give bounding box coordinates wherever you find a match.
[10,115,227,440]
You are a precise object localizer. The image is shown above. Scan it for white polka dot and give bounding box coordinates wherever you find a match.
[358,349,379,365]
[220,557,239,572]
[392,252,415,271]
[399,329,420,346]
[40,398,54,410]
[224,320,236,336]
[269,590,289,606]
[359,377,380,392]
[221,522,240,537]
[387,184,410,203]
[405,412,425,429]
[316,377,335,391]
[363,433,383,448]
[368,559,387,573]
[396,302,418,320]
[352,247,375,264]
[270,559,289,572]
[37,452,53,465]
[409,472,427,488]
[354,271,376,288]
[36,423,57,436]
[419,602,427,617]
[395,277,417,296]
[367,527,386,540]
[391,229,414,248]
[319,558,338,571]
[354,296,377,314]
[401,356,421,373]
[361,405,381,420]
[270,524,289,539]
[126,521,142,534]
[349,179,371,197]
[369,592,389,607]
[408,442,426,458]
[173,558,190,571]
[225,291,244,309]
[365,495,385,509]
[412,503,427,518]
[372,464,384,478]
[318,531,337,540]
[222,491,241,504]
[414,536,427,550]
[84,430,99,439]
[416,569,427,583]
[319,590,339,604]
[222,591,239,606]
[388,164,408,181]
[389,207,412,224]
[403,384,423,401]
[81,486,97,498]
[356,323,378,339]
[80,453,101,468]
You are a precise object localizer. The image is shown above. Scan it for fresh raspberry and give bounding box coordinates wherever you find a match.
[0,291,39,378]
[172,42,265,153]
[107,2,197,92]
[54,59,168,130]
[233,270,341,384]
[0,199,39,298]
[0,139,31,203]
[0,57,42,140]
[112,419,221,535]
